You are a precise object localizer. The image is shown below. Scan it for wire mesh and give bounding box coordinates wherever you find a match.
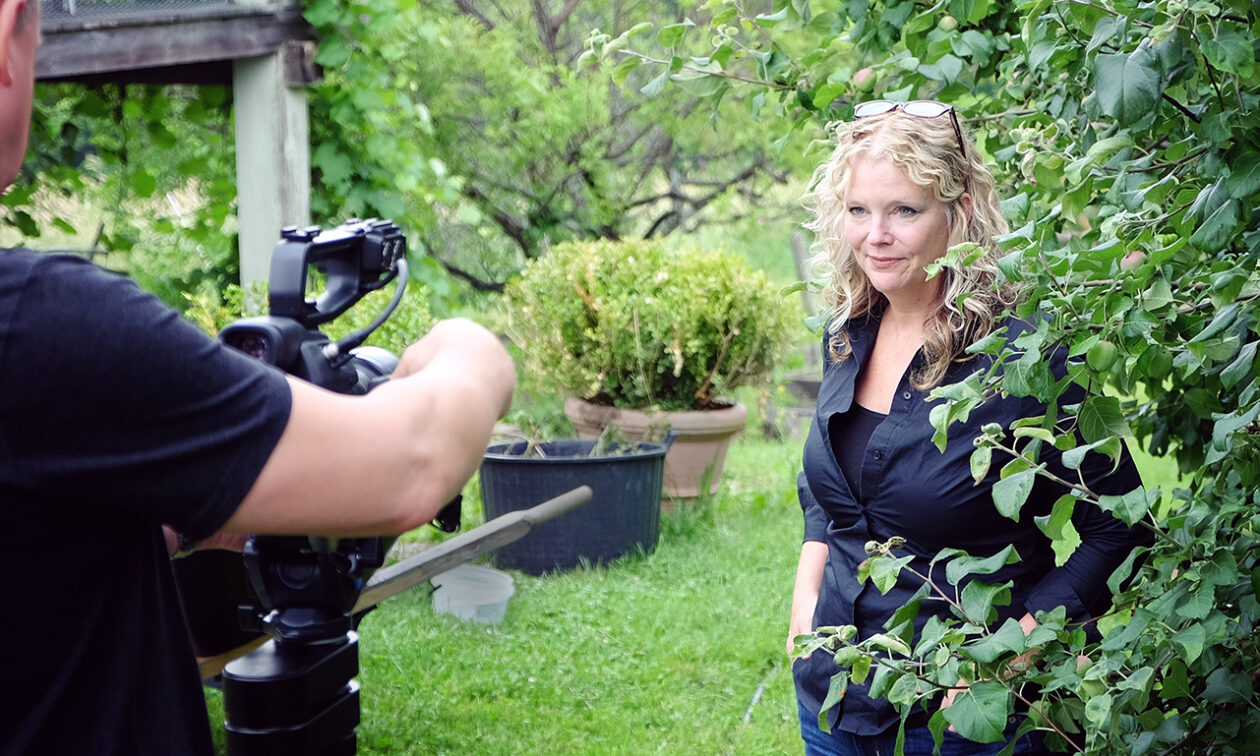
[41,0,236,22]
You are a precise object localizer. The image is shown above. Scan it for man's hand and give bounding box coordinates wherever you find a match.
[162,525,250,557]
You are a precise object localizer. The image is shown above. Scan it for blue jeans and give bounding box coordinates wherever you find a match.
[798,700,1050,756]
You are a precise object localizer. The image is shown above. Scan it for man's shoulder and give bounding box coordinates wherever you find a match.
[0,246,41,276]
[2,248,121,289]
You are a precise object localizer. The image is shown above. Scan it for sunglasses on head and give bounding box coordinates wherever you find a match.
[853,99,967,160]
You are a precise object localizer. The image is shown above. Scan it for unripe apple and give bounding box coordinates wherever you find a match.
[1087,340,1119,372]
[938,15,959,31]
[854,67,876,93]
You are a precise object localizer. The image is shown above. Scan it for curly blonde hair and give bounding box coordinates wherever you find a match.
[805,106,1018,389]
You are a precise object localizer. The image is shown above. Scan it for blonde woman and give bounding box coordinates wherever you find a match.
[788,101,1147,755]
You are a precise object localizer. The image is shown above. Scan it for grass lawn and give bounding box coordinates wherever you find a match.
[205,437,808,755]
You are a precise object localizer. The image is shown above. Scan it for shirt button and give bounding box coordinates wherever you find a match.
[872,450,883,460]
[902,391,912,400]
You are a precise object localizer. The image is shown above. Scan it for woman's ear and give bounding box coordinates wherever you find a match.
[959,192,974,223]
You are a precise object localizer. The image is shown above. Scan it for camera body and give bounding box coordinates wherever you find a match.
[220,219,406,396]
[219,219,443,644]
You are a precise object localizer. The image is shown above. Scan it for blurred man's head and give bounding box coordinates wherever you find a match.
[0,0,38,191]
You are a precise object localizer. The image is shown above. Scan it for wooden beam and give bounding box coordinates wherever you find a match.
[36,5,312,83]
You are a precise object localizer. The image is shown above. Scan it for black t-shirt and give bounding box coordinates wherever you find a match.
[0,250,292,755]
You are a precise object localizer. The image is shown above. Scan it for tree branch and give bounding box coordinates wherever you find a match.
[421,237,506,292]
[451,0,496,30]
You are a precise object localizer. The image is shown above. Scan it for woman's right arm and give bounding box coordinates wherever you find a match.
[788,540,829,657]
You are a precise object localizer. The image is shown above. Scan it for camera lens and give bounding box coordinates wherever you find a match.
[235,334,271,361]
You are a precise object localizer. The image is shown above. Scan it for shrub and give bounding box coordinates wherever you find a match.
[504,239,793,412]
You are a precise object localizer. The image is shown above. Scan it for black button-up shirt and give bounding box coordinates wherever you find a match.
[793,312,1145,736]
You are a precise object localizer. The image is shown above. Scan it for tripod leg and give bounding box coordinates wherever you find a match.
[222,632,361,755]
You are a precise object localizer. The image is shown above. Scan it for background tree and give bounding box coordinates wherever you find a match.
[614,0,1260,752]
[405,0,810,293]
[7,0,813,310]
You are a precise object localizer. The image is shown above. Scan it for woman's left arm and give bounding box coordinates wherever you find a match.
[1024,446,1152,622]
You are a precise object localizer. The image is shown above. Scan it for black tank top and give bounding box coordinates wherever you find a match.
[828,403,887,502]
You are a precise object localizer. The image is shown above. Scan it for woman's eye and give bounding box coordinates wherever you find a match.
[847,206,867,217]
[895,206,918,217]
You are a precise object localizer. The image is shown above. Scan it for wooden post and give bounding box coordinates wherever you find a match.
[232,43,312,290]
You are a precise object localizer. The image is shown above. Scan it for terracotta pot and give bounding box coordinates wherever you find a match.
[564,396,747,501]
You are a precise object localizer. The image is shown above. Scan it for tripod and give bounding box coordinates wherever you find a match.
[216,486,592,755]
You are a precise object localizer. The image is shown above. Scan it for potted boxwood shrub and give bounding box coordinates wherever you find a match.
[503,238,793,500]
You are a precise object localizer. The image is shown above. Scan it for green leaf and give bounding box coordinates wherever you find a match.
[1175,585,1215,620]
[1207,403,1260,465]
[946,545,1020,585]
[1170,623,1206,663]
[1224,150,1260,199]
[1094,45,1161,126]
[611,57,642,85]
[1204,668,1253,704]
[671,69,725,97]
[128,169,157,198]
[1189,198,1240,252]
[1084,692,1112,727]
[922,53,964,84]
[992,466,1038,520]
[1097,486,1151,526]
[869,553,914,594]
[1201,29,1256,76]
[960,580,1011,625]
[851,654,873,684]
[818,671,849,731]
[941,681,1012,743]
[1035,494,1076,541]
[1083,135,1135,166]
[965,618,1028,664]
[312,142,354,187]
[1160,659,1191,701]
[316,36,352,68]
[867,633,912,657]
[970,445,992,482]
[656,21,693,48]
[1189,301,1242,344]
[1062,437,1121,470]
[640,70,668,97]
[1078,396,1134,444]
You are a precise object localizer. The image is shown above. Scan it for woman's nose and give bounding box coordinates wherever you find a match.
[868,215,893,244]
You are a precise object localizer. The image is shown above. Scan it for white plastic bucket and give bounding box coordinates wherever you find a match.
[430,564,515,624]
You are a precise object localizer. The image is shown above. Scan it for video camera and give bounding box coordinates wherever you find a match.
[212,219,459,754]
[221,218,406,396]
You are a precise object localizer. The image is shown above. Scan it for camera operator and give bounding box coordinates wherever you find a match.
[0,1,516,753]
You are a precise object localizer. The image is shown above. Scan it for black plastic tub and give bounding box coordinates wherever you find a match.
[480,439,668,575]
